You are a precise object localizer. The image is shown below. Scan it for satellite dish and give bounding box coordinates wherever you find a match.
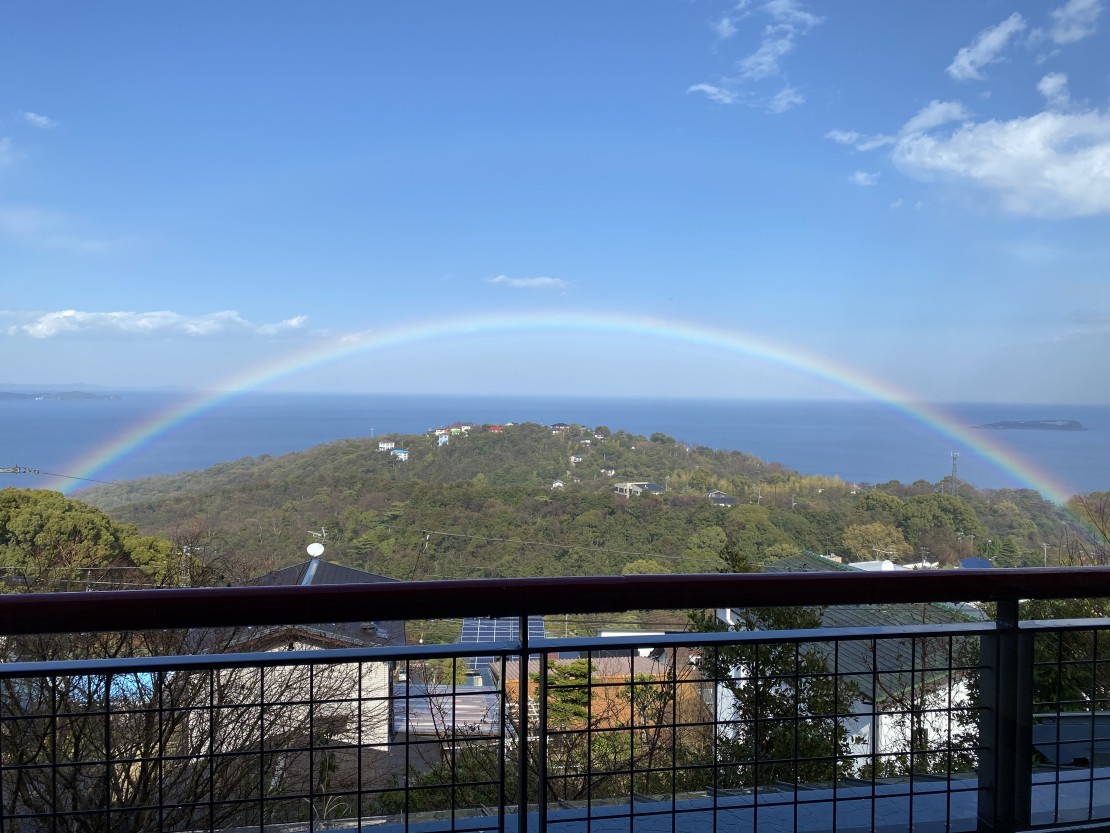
[307,542,325,558]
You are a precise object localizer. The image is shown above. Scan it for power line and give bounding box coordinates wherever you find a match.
[1,466,122,487]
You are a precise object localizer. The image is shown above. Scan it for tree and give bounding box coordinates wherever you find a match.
[0,488,177,590]
[689,544,859,787]
[1065,492,1110,566]
[0,490,388,830]
[842,521,909,561]
[691,605,859,787]
[895,494,982,547]
[1022,597,1110,711]
[681,526,728,571]
[0,627,386,832]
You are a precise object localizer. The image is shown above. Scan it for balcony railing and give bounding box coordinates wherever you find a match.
[0,568,1109,832]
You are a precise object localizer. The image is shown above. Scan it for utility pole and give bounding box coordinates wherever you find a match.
[1042,542,1049,567]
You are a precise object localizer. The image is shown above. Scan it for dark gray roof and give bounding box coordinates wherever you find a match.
[762,551,855,574]
[232,559,405,649]
[248,558,399,588]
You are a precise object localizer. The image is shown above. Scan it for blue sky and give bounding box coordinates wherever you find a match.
[3,1,1109,402]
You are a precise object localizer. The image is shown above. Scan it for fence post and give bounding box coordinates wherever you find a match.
[538,646,548,832]
[978,599,1032,832]
[517,615,530,833]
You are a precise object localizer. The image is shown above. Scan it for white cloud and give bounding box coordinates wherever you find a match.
[1038,72,1072,110]
[946,12,1027,81]
[900,100,970,135]
[893,107,1110,217]
[826,101,967,156]
[738,26,795,80]
[23,112,56,129]
[4,310,309,339]
[714,16,738,39]
[890,198,904,209]
[712,1,753,40]
[687,83,738,105]
[824,129,895,151]
[848,170,879,186]
[762,0,822,30]
[767,84,804,113]
[691,0,821,112]
[485,275,569,290]
[1049,0,1103,44]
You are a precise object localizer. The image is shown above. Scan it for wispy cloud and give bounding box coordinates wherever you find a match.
[738,26,795,81]
[711,0,752,41]
[3,310,310,339]
[22,112,56,129]
[767,85,804,113]
[947,13,1026,81]
[714,16,739,40]
[686,84,738,105]
[485,275,569,290]
[901,100,970,135]
[739,0,822,80]
[762,0,821,29]
[848,171,879,187]
[825,101,967,155]
[824,129,895,152]
[1038,72,1072,110]
[1048,0,1103,44]
[688,0,821,114]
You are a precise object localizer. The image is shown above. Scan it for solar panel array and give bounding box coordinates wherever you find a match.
[459,615,546,670]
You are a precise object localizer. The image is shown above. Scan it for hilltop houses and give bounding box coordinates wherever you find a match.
[707,488,737,507]
[612,481,665,497]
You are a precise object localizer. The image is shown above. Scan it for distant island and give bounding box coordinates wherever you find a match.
[973,419,1085,431]
[0,391,121,401]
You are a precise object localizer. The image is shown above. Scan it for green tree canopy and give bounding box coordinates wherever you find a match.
[0,489,176,590]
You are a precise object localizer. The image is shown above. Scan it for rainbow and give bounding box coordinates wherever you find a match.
[53,311,1076,503]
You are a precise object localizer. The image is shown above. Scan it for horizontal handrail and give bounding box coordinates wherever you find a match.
[0,620,1001,679]
[0,567,1108,635]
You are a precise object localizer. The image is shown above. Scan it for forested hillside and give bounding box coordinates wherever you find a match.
[74,421,1094,584]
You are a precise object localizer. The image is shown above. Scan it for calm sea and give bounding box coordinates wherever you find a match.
[1,392,1107,498]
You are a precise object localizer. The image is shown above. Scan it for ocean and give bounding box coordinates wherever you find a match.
[1,392,1107,499]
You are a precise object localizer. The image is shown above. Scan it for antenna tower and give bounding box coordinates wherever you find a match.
[950,451,959,496]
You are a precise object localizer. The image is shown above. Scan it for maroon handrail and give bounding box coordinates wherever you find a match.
[0,568,1108,636]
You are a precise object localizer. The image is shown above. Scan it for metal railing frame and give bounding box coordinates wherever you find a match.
[0,567,1109,833]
